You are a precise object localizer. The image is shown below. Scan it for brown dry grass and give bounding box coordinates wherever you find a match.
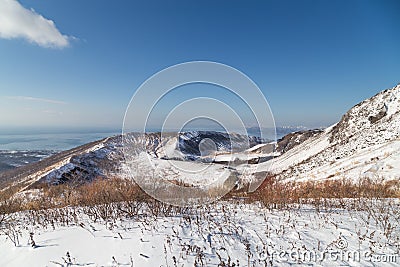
[252,176,400,209]
[1,175,399,218]
[0,177,149,216]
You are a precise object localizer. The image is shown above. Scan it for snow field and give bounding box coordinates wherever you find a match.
[1,200,399,266]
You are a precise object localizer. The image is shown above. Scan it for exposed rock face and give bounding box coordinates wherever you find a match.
[276,129,323,154]
[368,108,387,124]
[177,131,263,156]
[329,86,400,146]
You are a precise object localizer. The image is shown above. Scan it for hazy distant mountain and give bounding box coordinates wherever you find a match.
[246,126,310,139]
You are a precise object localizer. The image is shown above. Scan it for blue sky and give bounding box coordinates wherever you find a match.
[0,0,399,132]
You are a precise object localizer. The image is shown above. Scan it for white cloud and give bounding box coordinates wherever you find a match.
[0,0,70,48]
[7,96,67,105]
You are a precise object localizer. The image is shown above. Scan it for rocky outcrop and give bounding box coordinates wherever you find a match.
[276,129,323,154]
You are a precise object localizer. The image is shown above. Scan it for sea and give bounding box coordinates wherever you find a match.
[0,131,120,172]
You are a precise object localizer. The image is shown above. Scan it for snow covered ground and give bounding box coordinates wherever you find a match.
[290,139,400,183]
[125,152,231,186]
[1,201,399,266]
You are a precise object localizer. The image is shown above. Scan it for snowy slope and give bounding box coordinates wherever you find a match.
[290,140,400,182]
[259,84,400,182]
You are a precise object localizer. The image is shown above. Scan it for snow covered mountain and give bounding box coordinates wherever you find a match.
[0,137,123,190]
[261,83,400,182]
[0,131,266,190]
[1,84,399,193]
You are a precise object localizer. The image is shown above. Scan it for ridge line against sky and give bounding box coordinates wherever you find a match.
[0,0,399,131]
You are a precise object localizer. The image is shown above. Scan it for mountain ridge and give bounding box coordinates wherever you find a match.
[1,83,399,193]
[265,83,400,182]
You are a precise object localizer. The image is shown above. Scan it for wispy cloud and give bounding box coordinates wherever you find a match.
[7,96,67,105]
[42,109,64,115]
[0,0,71,48]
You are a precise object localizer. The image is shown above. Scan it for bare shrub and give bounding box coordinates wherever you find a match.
[254,176,400,210]
[0,187,23,226]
